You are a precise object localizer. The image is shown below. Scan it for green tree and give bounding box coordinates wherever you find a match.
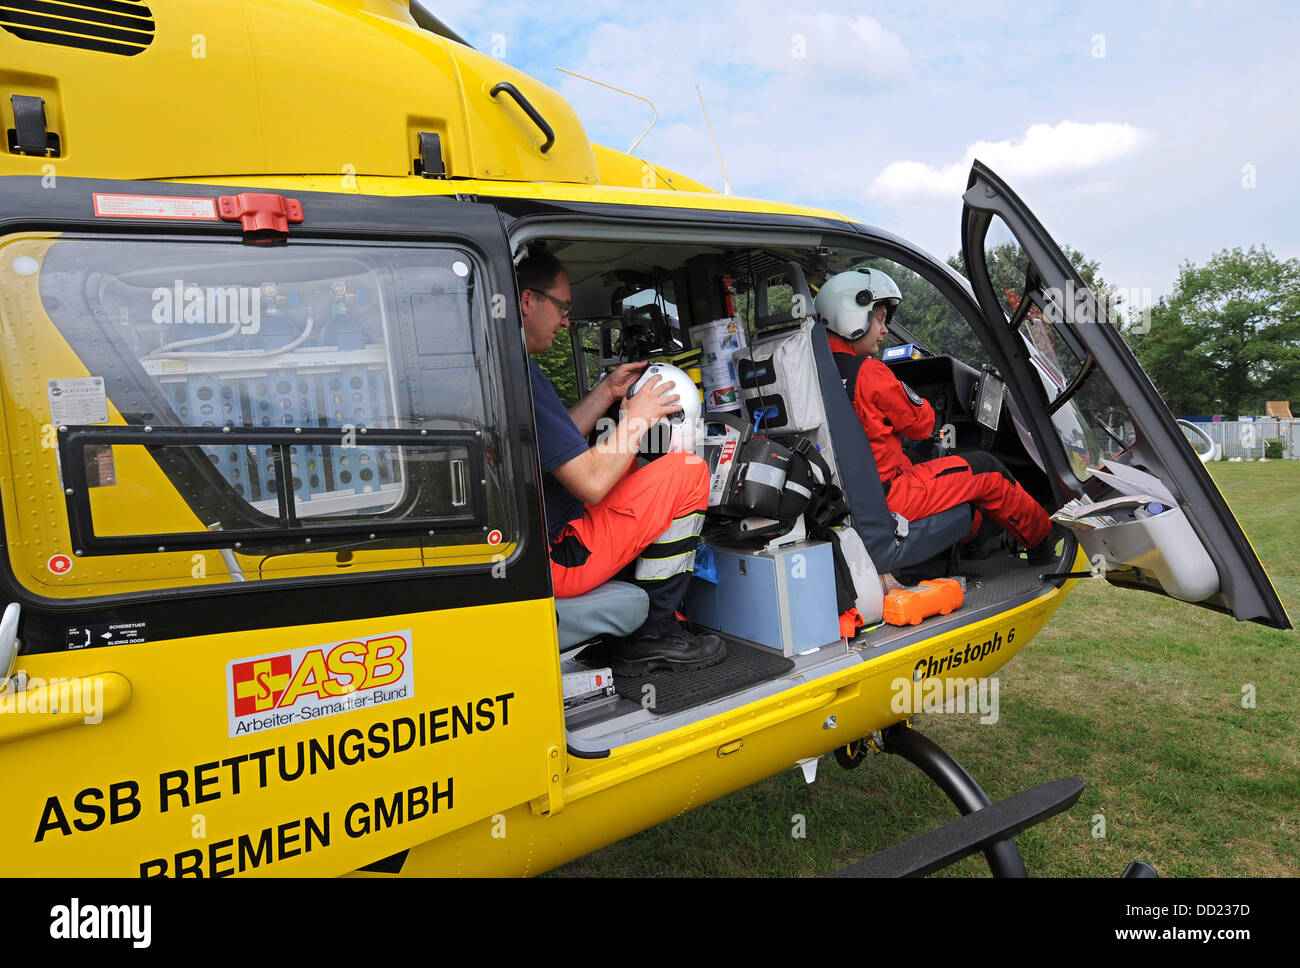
[534,336,580,409]
[948,241,1127,331]
[1131,246,1300,417]
[1127,297,1218,414]
[855,241,1122,372]
[852,258,988,365]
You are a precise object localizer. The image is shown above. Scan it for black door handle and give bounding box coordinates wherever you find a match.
[489,82,556,154]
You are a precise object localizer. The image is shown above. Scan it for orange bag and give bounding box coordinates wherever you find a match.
[882,578,963,627]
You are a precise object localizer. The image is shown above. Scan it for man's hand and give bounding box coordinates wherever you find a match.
[620,373,682,433]
[601,361,649,406]
[569,358,650,433]
[568,360,655,436]
[550,374,682,507]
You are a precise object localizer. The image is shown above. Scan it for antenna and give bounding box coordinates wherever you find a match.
[696,84,732,195]
[554,67,658,153]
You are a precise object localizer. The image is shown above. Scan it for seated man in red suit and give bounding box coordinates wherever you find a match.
[816,268,1063,568]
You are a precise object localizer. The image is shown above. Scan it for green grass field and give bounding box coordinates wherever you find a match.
[552,461,1299,877]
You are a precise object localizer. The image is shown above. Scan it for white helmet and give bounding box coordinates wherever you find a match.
[815,269,902,341]
[627,362,702,457]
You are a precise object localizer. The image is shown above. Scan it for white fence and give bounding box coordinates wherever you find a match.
[1189,419,1300,460]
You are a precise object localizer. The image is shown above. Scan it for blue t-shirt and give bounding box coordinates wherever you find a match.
[528,358,588,543]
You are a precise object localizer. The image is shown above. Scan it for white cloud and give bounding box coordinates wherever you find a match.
[808,12,911,79]
[735,11,911,82]
[547,5,913,146]
[868,121,1155,200]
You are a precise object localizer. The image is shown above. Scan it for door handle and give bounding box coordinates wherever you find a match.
[450,458,468,507]
[0,603,19,691]
[0,672,132,745]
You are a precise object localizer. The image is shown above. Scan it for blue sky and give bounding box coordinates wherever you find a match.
[423,0,1299,303]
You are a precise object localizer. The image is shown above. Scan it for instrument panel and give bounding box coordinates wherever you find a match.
[884,355,1001,453]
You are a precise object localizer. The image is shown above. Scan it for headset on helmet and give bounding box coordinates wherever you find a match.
[626,362,703,457]
[814,268,902,341]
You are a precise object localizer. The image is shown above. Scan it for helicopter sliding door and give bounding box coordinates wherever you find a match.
[961,162,1289,628]
[0,177,566,875]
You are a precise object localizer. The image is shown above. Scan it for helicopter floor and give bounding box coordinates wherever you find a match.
[563,547,1064,752]
[933,549,1049,616]
[574,639,795,714]
[853,550,1055,652]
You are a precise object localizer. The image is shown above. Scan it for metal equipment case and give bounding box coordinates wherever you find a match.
[684,539,841,655]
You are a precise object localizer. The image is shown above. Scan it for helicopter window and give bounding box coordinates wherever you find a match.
[851,257,990,368]
[0,235,518,595]
[533,239,1002,409]
[982,217,1135,480]
[620,283,678,319]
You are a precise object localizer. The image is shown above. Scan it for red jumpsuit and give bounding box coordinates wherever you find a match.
[829,335,1051,549]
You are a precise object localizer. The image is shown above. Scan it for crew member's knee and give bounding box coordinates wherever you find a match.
[962,450,1014,482]
[654,451,709,507]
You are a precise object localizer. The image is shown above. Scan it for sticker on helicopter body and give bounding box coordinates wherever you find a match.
[92,193,218,220]
[487,529,502,545]
[47,554,73,575]
[47,378,109,426]
[226,630,414,738]
[65,621,147,650]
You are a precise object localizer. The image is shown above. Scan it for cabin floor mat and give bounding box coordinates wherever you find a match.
[577,638,795,714]
[953,551,1055,609]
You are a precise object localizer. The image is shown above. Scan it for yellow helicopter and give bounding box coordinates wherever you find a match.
[0,0,1288,878]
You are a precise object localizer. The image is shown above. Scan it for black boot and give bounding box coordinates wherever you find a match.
[1026,523,1070,566]
[961,517,1002,561]
[612,625,727,676]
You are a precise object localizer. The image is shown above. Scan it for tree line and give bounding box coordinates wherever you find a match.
[1126,246,1300,418]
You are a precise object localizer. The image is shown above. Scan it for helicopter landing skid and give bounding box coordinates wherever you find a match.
[830,723,1085,878]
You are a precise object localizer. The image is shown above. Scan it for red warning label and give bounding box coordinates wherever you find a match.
[487,530,502,545]
[47,554,73,575]
[93,194,218,220]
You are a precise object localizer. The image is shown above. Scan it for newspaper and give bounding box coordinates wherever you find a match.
[1051,460,1175,530]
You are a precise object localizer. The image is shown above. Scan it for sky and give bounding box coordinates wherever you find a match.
[419,0,1300,305]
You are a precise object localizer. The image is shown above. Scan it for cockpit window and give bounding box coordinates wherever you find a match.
[853,257,990,368]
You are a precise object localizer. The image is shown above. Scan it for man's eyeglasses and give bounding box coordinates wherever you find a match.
[528,288,572,318]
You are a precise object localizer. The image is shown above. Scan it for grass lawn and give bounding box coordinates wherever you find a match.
[552,461,1299,877]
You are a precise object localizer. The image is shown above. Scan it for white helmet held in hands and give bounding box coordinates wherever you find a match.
[626,362,702,456]
[815,268,902,341]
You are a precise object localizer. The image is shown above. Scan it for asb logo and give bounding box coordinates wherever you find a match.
[226,630,414,737]
[231,655,293,716]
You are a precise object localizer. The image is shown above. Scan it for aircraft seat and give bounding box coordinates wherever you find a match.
[735,313,973,577]
[555,580,648,649]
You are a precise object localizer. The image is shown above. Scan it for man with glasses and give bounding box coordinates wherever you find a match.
[518,247,725,674]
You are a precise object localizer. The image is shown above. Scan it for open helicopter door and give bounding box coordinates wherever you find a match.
[961,161,1289,629]
[0,176,566,876]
